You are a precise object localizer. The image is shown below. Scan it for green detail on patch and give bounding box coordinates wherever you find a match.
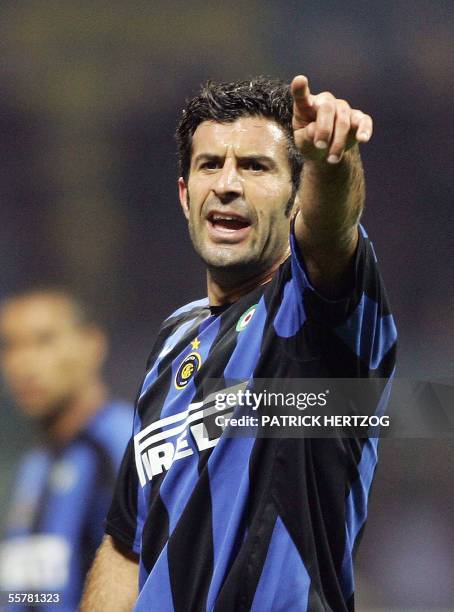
[236,305,258,332]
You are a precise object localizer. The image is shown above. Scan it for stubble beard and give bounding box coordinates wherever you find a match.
[186,191,296,289]
[188,221,262,288]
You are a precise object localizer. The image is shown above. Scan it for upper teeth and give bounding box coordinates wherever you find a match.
[213,215,237,221]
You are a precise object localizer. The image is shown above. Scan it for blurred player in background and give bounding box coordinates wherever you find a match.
[0,288,133,611]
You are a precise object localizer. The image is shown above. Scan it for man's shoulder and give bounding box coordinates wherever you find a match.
[157,296,210,339]
[71,400,133,468]
[12,446,50,486]
[86,400,133,437]
[164,297,210,323]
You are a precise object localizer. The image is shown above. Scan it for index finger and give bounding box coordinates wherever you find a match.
[291,75,315,123]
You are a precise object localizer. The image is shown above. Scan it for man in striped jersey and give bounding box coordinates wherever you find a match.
[0,289,132,611]
[82,75,397,611]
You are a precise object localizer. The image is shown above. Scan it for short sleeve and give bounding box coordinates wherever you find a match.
[289,223,397,376]
[104,438,139,553]
[290,223,376,327]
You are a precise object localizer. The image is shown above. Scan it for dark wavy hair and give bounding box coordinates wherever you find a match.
[175,77,303,194]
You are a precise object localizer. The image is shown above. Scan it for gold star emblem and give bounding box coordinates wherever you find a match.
[191,337,200,349]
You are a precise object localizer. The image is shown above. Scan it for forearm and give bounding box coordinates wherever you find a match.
[80,535,139,611]
[298,144,364,247]
[295,146,365,296]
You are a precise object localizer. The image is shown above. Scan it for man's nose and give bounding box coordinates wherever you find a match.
[212,160,243,201]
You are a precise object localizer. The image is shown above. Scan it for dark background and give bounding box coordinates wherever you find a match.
[0,1,453,609]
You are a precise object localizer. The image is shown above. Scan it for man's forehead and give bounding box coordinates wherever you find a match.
[1,295,76,329]
[191,116,288,155]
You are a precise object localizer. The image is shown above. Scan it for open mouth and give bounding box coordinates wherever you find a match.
[207,212,251,232]
[206,212,252,243]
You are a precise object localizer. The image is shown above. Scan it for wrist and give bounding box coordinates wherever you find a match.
[302,145,360,173]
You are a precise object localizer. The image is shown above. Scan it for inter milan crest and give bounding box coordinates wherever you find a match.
[174,338,202,389]
[236,305,257,332]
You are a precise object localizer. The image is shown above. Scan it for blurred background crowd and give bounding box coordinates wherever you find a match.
[0,1,452,609]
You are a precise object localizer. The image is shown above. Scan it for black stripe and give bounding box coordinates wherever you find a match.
[212,438,279,611]
[106,437,139,549]
[139,307,221,586]
[140,472,170,574]
[214,499,278,612]
[30,448,58,535]
[167,468,214,612]
[272,437,358,612]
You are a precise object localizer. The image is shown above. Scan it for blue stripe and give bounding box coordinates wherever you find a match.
[334,293,397,369]
[134,546,174,611]
[134,316,201,552]
[224,296,267,380]
[158,317,221,534]
[165,297,209,321]
[85,401,133,467]
[138,558,149,595]
[39,444,99,607]
[357,225,378,262]
[205,437,255,610]
[39,446,97,537]
[273,278,307,338]
[6,450,50,537]
[134,389,153,553]
[289,222,372,293]
[206,298,267,608]
[134,314,214,558]
[139,317,201,400]
[340,373,394,598]
[251,516,311,611]
[135,318,220,605]
[134,419,148,554]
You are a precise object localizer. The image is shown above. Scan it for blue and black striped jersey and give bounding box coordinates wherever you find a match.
[106,226,397,612]
[0,400,133,612]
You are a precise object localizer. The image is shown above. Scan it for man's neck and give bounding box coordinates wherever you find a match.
[207,249,290,306]
[45,380,108,446]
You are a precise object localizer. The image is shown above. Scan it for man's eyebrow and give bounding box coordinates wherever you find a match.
[192,153,277,168]
[192,153,223,165]
[238,155,277,169]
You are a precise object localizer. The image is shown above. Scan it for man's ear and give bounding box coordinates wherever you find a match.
[178,177,190,220]
[80,325,108,372]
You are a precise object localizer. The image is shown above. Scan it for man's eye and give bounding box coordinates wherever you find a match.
[246,161,266,172]
[200,161,220,170]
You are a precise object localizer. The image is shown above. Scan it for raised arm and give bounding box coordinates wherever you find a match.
[291,75,373,298]
[80,535,139,611]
